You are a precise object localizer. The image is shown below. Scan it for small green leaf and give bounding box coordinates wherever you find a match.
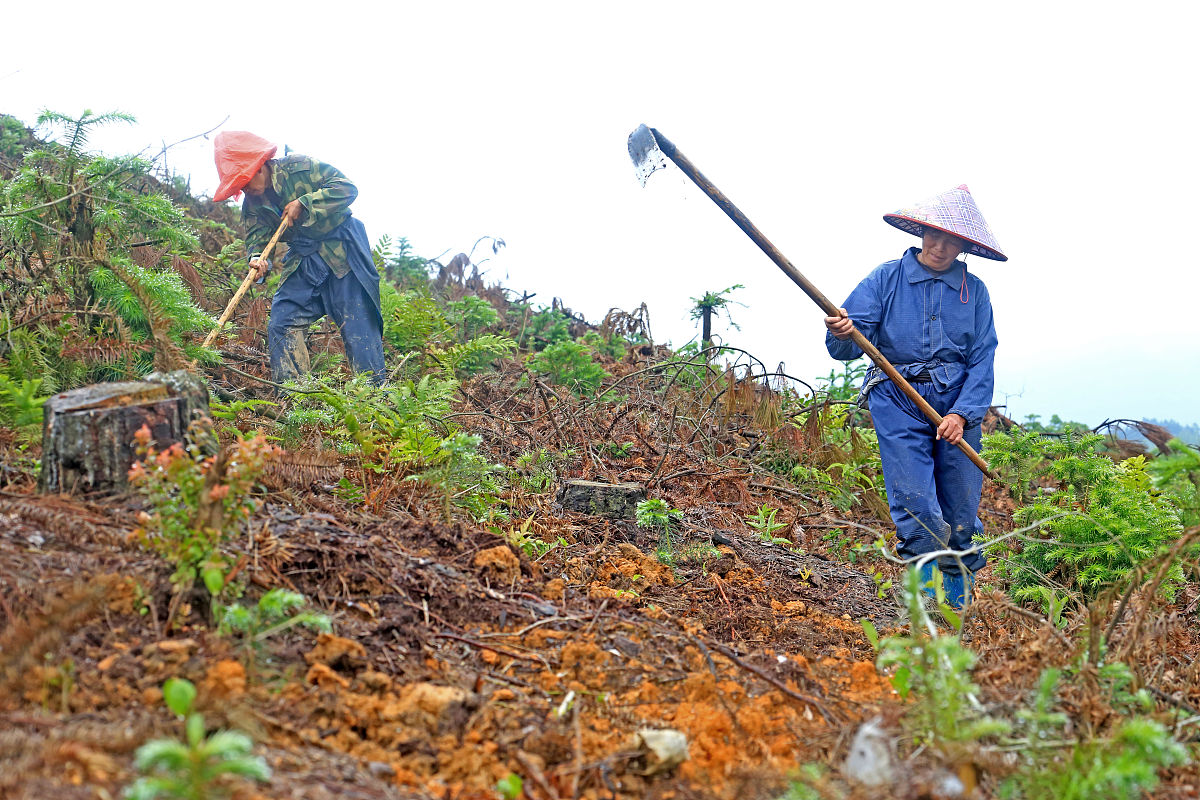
[890,666,911,699]
[939,604,962,632]
[496,772,524,800]
[162,677,195,717]
[861,619,879,650]
[186,712,206,748]
[202,567,225,596]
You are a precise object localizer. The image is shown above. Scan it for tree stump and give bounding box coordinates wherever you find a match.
[557,480,646,520]
[39,373,206,494]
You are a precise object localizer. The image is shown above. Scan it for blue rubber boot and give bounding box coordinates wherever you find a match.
[941,571,975,610]
[918,563,939,603]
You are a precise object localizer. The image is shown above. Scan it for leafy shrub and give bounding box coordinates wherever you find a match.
[0,110,211,386]
[380,283,450,354]
[0,114,26,160]
[125,677,270,800]
[984,431,1185,602]
[580,330,628,361]
[373,234,430,289]
[90,258,215,356]
[129,424,275,597]
[520,307,572,350]
[0,375,47,435]
[527,340,607,395]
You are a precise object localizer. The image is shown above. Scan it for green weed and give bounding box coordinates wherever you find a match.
[745,504,792,545]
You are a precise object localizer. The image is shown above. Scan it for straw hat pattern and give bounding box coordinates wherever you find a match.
[884,185,1007,262]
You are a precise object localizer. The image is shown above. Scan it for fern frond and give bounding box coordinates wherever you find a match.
[438,333,516,376]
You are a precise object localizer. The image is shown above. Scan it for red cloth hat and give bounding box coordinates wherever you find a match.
[212,131,277,202]
[883,185,1007,262]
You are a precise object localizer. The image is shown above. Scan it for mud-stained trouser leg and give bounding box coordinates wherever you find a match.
[320,271,386,384]
[869,380,985,577]
[268,270,326,383]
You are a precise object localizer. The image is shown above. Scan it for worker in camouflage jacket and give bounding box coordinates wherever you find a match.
[212,131,385,384]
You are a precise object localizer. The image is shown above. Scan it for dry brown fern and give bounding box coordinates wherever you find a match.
[0,579,113,706]
[170,255,206,304]
[0,727,45,790]
[0,497,103,540]
[260,449,344,491]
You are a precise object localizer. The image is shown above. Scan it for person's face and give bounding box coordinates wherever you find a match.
[918,229,966,271]
[243,165,270,196]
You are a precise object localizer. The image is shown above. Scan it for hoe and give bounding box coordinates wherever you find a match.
[627,124,994,479]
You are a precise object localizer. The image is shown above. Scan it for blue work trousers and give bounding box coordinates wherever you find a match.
[868,379,986,575]
[268,263,386,384]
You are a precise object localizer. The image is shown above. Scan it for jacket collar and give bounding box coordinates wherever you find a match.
[903,246,966,287]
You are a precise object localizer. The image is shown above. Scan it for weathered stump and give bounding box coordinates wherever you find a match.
[40,372,208,494]
[557,480,646,519]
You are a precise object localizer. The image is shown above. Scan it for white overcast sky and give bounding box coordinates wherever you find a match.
[4,1,1197,426]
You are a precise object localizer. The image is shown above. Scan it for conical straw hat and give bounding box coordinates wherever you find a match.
[883,185,1007,262]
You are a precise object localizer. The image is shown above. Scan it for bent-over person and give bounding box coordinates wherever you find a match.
[213,131,385,384]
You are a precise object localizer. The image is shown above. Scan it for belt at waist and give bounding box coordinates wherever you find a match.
[907,371,932,384]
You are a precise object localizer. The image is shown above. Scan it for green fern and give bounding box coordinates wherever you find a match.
[381,284,451,353]
[0,375,47,431]
[434,333,516,376]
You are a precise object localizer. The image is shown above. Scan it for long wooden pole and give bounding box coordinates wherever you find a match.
[201,216,290,349]
[646,127,996,480]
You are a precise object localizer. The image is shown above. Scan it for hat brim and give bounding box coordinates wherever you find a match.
[212,149,275,203]
[884,214,1008,262]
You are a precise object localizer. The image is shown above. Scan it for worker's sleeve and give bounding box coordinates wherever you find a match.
[294,159,358,229]
[825,271,881,361]
[948,282,998,428]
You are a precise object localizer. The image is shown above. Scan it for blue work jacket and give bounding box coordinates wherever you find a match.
[825,247,998,428]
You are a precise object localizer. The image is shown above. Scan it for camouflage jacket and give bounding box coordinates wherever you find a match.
[242,154,358,281]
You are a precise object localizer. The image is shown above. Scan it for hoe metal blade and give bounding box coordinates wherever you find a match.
[628,124,670,187]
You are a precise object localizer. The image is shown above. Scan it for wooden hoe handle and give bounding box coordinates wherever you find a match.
[202,216,291,349]
[646,128,997,480]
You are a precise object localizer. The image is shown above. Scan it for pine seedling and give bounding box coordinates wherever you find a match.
[124,678,270,800]
[217,589,331,676]
[637,498,683,566]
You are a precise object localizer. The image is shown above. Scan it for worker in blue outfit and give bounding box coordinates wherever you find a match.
[213,131,386,385]
[824,185,1006,610]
